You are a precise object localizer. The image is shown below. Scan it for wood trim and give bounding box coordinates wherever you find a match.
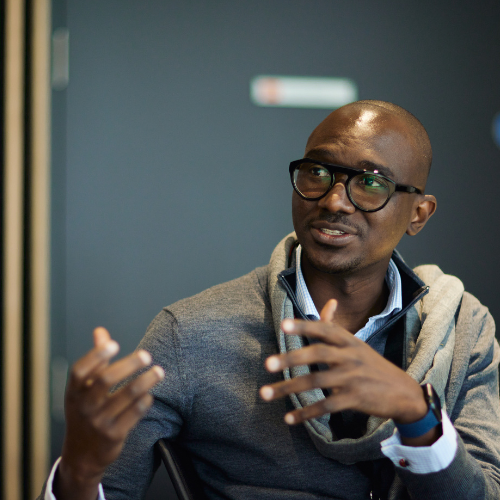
[29,0,51,496]
[2,0,25,498]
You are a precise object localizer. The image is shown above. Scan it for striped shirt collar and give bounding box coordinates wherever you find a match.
[295,245,402,341]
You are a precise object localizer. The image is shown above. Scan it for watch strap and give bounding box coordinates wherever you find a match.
[395,384,442,438]
[395,406,441,438]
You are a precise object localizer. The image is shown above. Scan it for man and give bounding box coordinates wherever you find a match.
[40,100,500,499]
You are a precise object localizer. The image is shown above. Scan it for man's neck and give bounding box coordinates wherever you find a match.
[300,256,391,334]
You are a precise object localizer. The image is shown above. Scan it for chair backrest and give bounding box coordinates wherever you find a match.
[157,439,208,500]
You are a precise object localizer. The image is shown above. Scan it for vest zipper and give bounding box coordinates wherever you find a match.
[277,273,430,341]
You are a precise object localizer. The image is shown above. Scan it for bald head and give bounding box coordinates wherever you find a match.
[306,100,433,189]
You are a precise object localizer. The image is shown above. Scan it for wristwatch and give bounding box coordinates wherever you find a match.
[395,383,442,438]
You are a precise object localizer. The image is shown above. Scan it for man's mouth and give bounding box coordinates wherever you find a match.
[319,228,348,236]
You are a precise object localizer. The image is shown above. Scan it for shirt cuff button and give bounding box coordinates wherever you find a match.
[399,459,409,467]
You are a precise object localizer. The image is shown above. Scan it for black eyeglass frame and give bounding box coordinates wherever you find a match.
[289,158,423,213]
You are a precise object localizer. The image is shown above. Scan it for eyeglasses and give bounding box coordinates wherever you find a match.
[289,158,422,212]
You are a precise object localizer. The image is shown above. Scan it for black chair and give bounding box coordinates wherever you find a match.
[157,439,208,500]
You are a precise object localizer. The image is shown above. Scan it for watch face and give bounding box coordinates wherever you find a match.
[423,383,442,422]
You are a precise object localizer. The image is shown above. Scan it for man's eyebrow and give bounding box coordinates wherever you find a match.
[306,148,337,162]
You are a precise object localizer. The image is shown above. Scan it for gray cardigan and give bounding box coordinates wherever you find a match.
[39,234,500,499]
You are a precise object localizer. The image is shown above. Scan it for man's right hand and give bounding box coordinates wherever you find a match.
[53,327,165,500]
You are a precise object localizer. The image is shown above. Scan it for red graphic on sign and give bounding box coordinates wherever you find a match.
[255,78,282,105]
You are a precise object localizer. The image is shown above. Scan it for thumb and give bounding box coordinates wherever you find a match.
[320,299,337,323]
[93,326,112,348]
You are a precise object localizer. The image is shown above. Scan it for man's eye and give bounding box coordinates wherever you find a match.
[308,166,330,177]
[358,175,385,188]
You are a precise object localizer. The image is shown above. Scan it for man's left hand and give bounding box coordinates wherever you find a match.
[260,299,429,428]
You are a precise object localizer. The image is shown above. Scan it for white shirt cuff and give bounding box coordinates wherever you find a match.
[381,410,457,474]
[44,457,106,500]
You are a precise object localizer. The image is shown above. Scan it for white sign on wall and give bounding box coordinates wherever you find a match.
[250,75,357,109]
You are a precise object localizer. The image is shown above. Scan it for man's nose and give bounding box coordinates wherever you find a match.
[317,179,356,214]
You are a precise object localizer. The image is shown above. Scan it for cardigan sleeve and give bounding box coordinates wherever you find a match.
[394,298,500,499]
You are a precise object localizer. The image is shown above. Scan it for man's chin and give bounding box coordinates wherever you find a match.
[304,251,364,276]
[313,261,363,276]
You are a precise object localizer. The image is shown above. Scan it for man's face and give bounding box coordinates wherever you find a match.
[292,106,424,277]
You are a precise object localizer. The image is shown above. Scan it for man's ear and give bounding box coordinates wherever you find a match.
[406,195,437,236]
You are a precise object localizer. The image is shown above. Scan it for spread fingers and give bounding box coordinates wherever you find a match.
[283,394,351,425]
[281,318,354,346]
[70,340,120,389]
[92,365,165,431]
[264,344,340,373]
[88,350,153,393]
[260,370,348,401]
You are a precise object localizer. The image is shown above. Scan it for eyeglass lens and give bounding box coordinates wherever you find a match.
[293,162,392,211]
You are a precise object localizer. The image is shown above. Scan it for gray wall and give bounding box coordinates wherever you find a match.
[50,1,500,497]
